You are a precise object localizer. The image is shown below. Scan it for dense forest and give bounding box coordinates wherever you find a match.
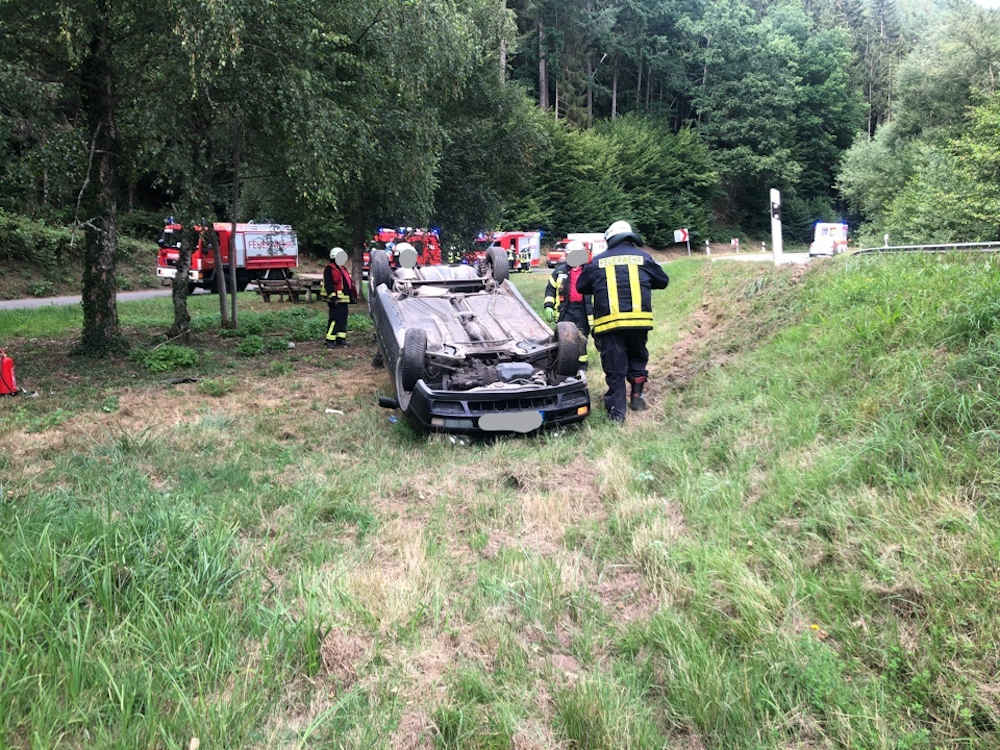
[1,0,998,348]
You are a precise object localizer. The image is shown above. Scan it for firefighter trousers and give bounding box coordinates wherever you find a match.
[559,302,590,368]
[594,329,649,417]
[326,301,349,344]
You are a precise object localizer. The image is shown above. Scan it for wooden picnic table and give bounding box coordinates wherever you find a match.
[254,275,323,303]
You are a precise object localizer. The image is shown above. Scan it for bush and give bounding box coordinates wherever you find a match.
[27,280,55,297]
[236,335,265,356]
[0,211,77,266]
[133,344,199,372]
[197,377,238,397]
[118,210,166,242]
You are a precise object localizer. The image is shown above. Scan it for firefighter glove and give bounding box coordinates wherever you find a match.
[543,307,555,322]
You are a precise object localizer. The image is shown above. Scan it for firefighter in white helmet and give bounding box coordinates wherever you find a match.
[322,247,357,348]
[543,239,593,370]
[576,221,669,422]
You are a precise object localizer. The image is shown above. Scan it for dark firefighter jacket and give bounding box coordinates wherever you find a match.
[322,264,356,303]
[544,263,593,317]
[575,241,669,335]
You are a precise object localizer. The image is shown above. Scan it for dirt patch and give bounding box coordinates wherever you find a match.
[319,628,371,688]
[390,711,434,750]
[2,359,387,477]
[595,565,660,624]
[512,719,566,750]
[548,652,582,681]
[663,300,730,391]
[864,579,927,619]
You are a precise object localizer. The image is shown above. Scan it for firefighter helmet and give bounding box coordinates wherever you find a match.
[604,220,641,249]
[395,242,418,269]
[565,239,589,268]
[330,247,348,266]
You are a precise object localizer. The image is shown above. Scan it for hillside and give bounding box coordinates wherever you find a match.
[1,254,998,748]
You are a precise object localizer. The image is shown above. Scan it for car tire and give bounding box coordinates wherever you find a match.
[370,249,393,290]
[399,328,427,391]
[487,247,509,283]
[556,322,582,377]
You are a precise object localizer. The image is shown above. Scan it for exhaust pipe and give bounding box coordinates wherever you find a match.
[377,395,399,409]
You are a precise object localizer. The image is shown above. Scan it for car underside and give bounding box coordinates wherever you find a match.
[368,249,590,435]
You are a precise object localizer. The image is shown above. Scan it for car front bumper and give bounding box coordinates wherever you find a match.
[404,378,590,435]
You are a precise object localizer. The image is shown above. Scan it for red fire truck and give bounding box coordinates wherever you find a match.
[486,231,541,273]
[362,227,443,280]
[156,222,298,292]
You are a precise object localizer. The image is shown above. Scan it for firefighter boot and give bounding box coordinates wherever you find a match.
[630,381,648,411]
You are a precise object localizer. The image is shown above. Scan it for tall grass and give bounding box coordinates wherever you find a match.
[3,255,999,747]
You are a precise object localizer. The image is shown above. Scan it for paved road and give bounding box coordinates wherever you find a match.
[0,287,205,311]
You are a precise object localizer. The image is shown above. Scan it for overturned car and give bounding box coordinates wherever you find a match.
[369,245,590,435]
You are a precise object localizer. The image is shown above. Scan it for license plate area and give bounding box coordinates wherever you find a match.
[478,411,544,433]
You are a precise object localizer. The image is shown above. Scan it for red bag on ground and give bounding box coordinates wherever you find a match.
[0,349,17,395]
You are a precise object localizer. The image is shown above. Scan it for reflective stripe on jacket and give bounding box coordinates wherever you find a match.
[322,264,354,301]
[575,242,668,335]
[543,262,592,316]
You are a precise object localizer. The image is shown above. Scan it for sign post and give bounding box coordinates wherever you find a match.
[674,227,690,256]
[770,188,783,262]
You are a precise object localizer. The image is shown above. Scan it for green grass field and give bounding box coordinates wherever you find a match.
[2,256,999,748]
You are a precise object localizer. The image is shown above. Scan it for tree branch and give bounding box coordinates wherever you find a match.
[71,122,102,249]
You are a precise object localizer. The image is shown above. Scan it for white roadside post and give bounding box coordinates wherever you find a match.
[705,239,710,256]
[770,188,783,264]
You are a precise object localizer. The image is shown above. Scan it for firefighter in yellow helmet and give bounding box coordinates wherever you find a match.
[576,221,669,423]
[543,239,592,370]
[322,247,356,348]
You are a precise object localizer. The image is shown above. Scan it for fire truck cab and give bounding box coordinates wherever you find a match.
[547,233,608,267]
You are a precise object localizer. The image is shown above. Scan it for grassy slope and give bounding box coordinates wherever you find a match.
[1,256,998,749]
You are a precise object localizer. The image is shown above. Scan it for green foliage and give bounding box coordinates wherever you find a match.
[838,5,1000,242]
[0,210,79,267]
[27,281,55,297]
[133,344,199,372]
[198,377,238,397]
[599,118,717,245]
[504,116,716,245]
[554,675,667,748]
[236,335,265,357]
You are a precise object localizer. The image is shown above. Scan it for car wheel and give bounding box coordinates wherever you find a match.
[399,328,427,391]
[487,247,509,283]
[370,249,393,290]
[556,322,582,377]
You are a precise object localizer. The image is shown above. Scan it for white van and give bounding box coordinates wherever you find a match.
[809,223,849,257]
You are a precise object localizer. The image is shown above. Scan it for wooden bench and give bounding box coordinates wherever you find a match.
[255,277,320,303]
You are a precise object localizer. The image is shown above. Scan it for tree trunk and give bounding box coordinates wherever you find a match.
[554,76,559,121]
[500,36,507,84]
[352,217,367,303]
[79,1,123,355]
[206,225,231,327]
[229,124,240,328]
[586,53,593,126]
[636,55,643,110]
[611,57,618,119]
[538,20,548,109]
[167,226,195,339]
